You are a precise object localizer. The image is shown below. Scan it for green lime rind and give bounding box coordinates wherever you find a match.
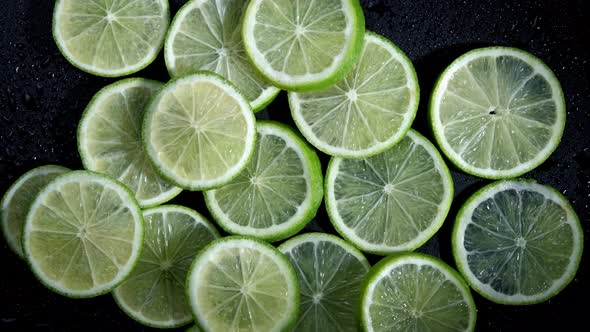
[78,77,182,208]
[142,71,257,191]
[113,205,219,329]
[23,170,144,298]
[360,252,477,332]
[242,0,366,92]
[278,232,370,332]
[289,31,419,158]
[204,120,323,242]
[187,235,300,332]
[1,165,70,258]
[52,0,170,77]
[164,0,280,112]
[452,179,584,305]
[325,130,454,255]
[429,46,566,179]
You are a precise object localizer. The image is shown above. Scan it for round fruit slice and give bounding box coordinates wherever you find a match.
[1,165,69,258]
[289,31,419,158]
[53,0,169,77]
[113,205,219,328]
[278,233,370,332]
[361,253,476,332]
[78,78,182,207]
[23,171,143,298]
[325,130,453,255]
[143,72,256,191]
[242,0,365,91]
[187,236,299,332]
[430,47,566,179]
[165,0,280,112]
[452,179,583,305]
[204,121,323,242]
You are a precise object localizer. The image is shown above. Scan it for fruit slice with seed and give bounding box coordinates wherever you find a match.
[429,47,566,179]
[279,233,370,332]
[325,130,453,255]
[452,179,583,305]
[23,171,143,298]
[1,165,69,258]
[204,121,323,242]
[289,31,419,158]
[242,0,365,91]
[78,78,181,207]
[113,205,219,328]
[187,236,299,332]
[53,0,169,77]
[165,0,280,111]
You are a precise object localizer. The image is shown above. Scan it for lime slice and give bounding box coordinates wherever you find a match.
[165,0,280,112]
[1,165,69,258]
[187,236,299,332]
[23,171,143,298]
[325,130,453,255]
[143,72,256,191]
[53,0,169,77]
[113,205,219,328]
[430,47,566,179]
[278,233,370,332]
[289,31,419,158]
[204,121,323,242]
[361,253,476,332]
[452,179,583,305]
[242,0,365,91]
[78,78,182,207]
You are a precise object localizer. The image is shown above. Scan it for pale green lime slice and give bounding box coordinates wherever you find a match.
[452,179,583,305]
[1,165,69,258]
[325,130,453,255]
[430,47,566,179]
[143,72,256,191]
[361,253,476,332]
[242,0,365,91]
[289,31,419,158]
[53,0,169,77]
[165,0,280,112]
[278,233,370,332]
[113,205,219,328]
[78,78,182,207]
[187,236,299,332]
[23,171,143,298]
[204,121,323,242]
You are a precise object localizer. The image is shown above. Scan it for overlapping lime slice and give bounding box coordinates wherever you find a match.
[165,0,280,111]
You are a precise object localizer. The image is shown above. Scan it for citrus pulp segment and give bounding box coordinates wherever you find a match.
[204,121,323,242]
[278,233,370,332]
[113,205,219,328]
[242,0,365,91]
[452,179,583,305]
[78,78,182,207]
[361,253,476,332]
[23,171,143,298]
[53,0,169,77]
[1,165,69,258]
[187,236,299,332]
[289,31,419,158]
[429,47,566,179]
[325,130,453,255]
[165,0,280,111]
[143,72,256,191]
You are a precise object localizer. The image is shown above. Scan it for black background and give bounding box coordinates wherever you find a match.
[1,0,589,331]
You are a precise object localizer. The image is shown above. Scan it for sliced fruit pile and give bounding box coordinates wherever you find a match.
[1,0,582,331]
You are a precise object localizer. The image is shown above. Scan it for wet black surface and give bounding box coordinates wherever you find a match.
[1,0,589,331]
